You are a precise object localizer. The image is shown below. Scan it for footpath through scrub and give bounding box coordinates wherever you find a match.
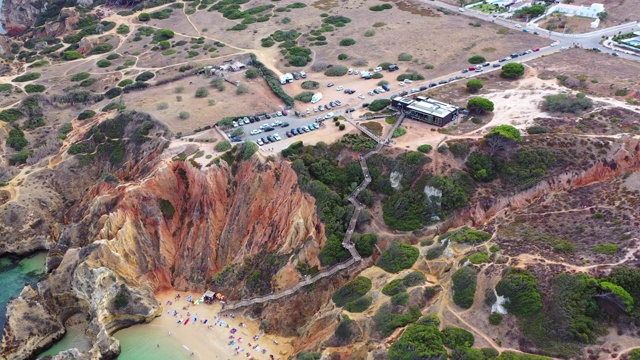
[223,113,406,311]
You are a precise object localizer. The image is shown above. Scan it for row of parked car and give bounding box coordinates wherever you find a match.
[232,111,290,127]
[309,100,342,114]
[285,123,320,137]
[256,133,282,145]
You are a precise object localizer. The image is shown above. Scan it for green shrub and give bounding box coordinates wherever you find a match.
[377,242,419,273]
[501,62,525,79]
[158,198,175,218]
[527,125,550,134]
[245,68,260,79]
[392,127,406,138]
[467,97,494,114]
[397,73,424,81]
[62,51,83,61]
[452,266,477,309]
[71,72,91,82]
[344,296,372,312]
[468,252,489,264]
[118,79,134,87]
[332,276,372,307]
[89,43,114,55]
[388,323,446,359]
[449,142,470,159]
[117,24,130,34]
[334,316,353,339]
[0,84,13,92]
[24,84,46,93]
[294,91,314,102]
[489,313,503,325]
[301,81,319,89]
[339,38,356,46]
[105,87,122,99]
[195,87,209,98]
[441,327,474,349]
[78,109,96,120]
[398,53,413,61]
[9,148,33,165]
[374,304,422,337]
[79,78,97,87]
[135,71,155,82]
[97,59,111,68]
[138,12,151,21]
[466,79,484,93]
[114,290,129,309]
[417,144,432,153]
[496,268,542,317]
[355,233,377,257]
[6,128,28,150]
[13,72,42,82]
[179,111,190,119]
[215,140,232,152]
[543,93,593,113]
[370,3,393,11]
[338,53,349,60]
[628,349,640,360]
[593,243,619,254]
[441,227,491,243]
[368,99,391,112]
[468,55,486,64]
[382,271,426,296]
[324,65,348,76]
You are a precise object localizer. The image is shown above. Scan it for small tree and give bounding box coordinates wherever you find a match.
[195,87,209,98]
[211,77,225,91]
[468,55,486,64]
[236,84,249,95]
[339,124,346,130]
[467,97,494,114]
[179,111,190,119]
[230,127,244,137]
[466,79,484,93]
[484,124,521,156]
[138,13,150,21]
[501,63,525,79]
[245,68,260,79]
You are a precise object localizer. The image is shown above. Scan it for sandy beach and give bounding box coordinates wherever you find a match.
[153,291,293,360]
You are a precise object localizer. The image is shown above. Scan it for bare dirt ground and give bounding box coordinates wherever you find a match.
[569,0,640,25]
[537,14,596,34]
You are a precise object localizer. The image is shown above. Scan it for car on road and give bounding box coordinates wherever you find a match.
[327,83,335,87]
[410,88,419,93]
[482,62,490,67]
[336,86,344,91]
[533,48,540,52]
[493,63,501,68]
[438,79,448,84]
[475,68,483,72]
[593,47,601,52]
[419,85,428,91]
[468,66,476,71]
[458,7,465,12]
[511,53,519,58]
[358,94,365,99]
[533,31,540,35]
[515,24,522,28]
[404,79,413,83]
[462,69,468,73]
[613,52,620,57]
[429,83,437,87]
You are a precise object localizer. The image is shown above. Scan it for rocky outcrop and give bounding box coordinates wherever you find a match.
[0,0,42,36]
[0,285,64,360]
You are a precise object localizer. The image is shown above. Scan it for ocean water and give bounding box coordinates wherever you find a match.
[0,252,47,332]
[0,0,6,35]
[37,324,91,358]
[114,324,192,360]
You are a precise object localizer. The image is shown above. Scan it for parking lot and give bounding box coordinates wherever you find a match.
[231,108,348,148]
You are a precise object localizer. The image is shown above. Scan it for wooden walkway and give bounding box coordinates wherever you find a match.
[222,113,406,311]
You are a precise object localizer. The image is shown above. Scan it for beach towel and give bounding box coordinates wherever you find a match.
[184,318,190,325]
[203,319,208,324]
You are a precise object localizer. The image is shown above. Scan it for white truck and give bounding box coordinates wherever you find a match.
[311,92,323,104]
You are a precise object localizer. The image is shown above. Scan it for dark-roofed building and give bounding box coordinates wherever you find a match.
[391,96,460,126]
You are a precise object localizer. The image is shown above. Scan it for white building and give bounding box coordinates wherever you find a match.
[551,3,604,18]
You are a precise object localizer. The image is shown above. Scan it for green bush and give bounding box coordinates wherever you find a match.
[332,276,372,307]
[118,79,134,87]
[398,53,413,61]
[215,140,232,152]
[468,252,489,264]
[24,84,46,93]
[382,271,426,296]
[0,84,13,92]
[78,109,96,120]
[195,87,209,98]
[245,68,260,79]
[501,62,525,79]
[543,93,593,113]
[301,81,319,89]
[6,128,28,151]
[452,266,477,309]
[496,268,542,317]
[368,99,391,112]
[466,79,484,93]
[417,144,432,153]
[114,290,129,309]
[372,72,383,79]
[135,71,155,82]
[339,38,356,46]
[377,242,420,273]
[389,323,446,359]
[294,91,314,102]
[62,51,83,61]
[79,78,97,87]
[628,349,640,360]
[179,111,190,119]
[489,313,503,325]
[468,55,486,64]
[449,142,470,159]
[105,87,122,99]
[355,233,377,257]
[324,65,348,76]
[392,127,406,138]
[593,243,619,254]
[527,125,550,134]
[97,59,111,68]
[344,296,372,312]
[158,198,175,218]
[71,72,91,82]
[370,3,392,11]
[13,72,42,82]
[441,227,491,243]
[397,73,424,81]
[338,53,349,60]
[10,149,33,165]
[441,327,474,349]
[374,304,422,337]
[138,12,151,21]
[467,97,494,114]
[89,43,114,55]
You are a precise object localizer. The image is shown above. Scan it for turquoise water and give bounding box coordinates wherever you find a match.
[0,252,47,332]
[0,0,5,34]
[38,324,91,358]
[114,324,192,360]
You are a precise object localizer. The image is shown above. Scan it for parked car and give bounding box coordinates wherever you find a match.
[319,105,325,111]
[327,83,335,87]
[438,79,448,84]
[381,83,391,91]
[335,100,342,106]
[468,67,476,71]
[293,72,300,80]
[231,137,242,142]
[458,7,465,11]
[347,68,353,75]
[336,86,344,91]
[300,71,307,78]
[325,112,334,118]
[262,137,270,144]
[282,122,289,127]
[419,85,428,91]
[613,52,620,57]
[483,62,490,67]
[515,24,522,28]
[533,48,540,52]
[286,131,292,137]
[429,83,437,87]
[264,127,275,132]
[462,69,468,73]
[362,102,370,108]
[292,129,299,135]
[326,104,332,110]
[264,113,271,119]
[533,31,540,35]
[275,111,282,117]
[282,109,288,115]
[345,107,355,113]
[257,139,264,145]
[398,81,406,86]
[274,133,281,141]
[374,67,382,72]
[493,63,501,67]
[388,64,399,71]
[358,94,365,99]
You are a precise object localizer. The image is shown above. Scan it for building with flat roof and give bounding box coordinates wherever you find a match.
[391,96,460,127]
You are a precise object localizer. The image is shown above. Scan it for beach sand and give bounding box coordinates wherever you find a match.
[153,291,293,360]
